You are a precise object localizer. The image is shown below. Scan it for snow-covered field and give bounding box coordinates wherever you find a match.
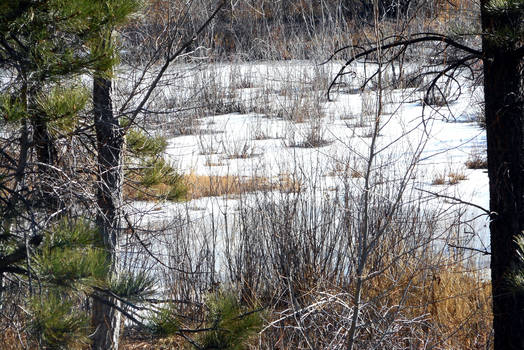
[125,60,490,270]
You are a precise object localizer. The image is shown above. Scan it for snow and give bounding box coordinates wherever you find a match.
[126,60,490,268]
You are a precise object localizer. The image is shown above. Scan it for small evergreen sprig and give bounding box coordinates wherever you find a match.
[198,290,263,350]
[148,289,263,350]
[29,294,91,350]
[33,219,107,292]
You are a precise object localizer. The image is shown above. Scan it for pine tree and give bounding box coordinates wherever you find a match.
[0,0,102,287]
[1,1,260,349]
[0,1,143,348]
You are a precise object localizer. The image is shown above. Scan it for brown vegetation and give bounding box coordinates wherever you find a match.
[184,172,302,200]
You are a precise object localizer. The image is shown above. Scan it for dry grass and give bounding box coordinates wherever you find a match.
[325,160,364,178]
[223,142,258,159]
[1,245,493,350]
[425,266,492,349]
[449,171,468,185]
[432,173,446,185]
[0,327,28,350]
[465,158,488,170]
[466,152,488,170]
[351,169,363,178]
[362,255,492,349]
[121,333,185,350]
[361,91,378,116]
[125,172,302,201]
[184,172,302,200]
[256,233,492,349]
[124,178,185,202]
[432,171,467,185]
[253,250,492,350]
[203,158,225,167]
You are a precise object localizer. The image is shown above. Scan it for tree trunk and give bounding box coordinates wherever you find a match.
[482,2,524,349]
[31,104,59,211]
[91,75,123,350]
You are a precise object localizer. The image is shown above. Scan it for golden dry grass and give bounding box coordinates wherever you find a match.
[3,239,491,350]
[125,171,302,201]
[428,267,491,348]
[227,218,493,349]
[364,260,491,349]
[354,232,492,349]
[326,161,363,178]
[431,170,468,186]
[184,172,302,200]
[254,254,492,349]
[124,181,179,201]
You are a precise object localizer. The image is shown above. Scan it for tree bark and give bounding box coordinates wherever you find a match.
[91,75,123,350]
[31,104,59,211]
[482,2,524,349]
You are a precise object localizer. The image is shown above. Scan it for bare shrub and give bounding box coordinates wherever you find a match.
[250,118,273,140]
[339,105,357,120]
[284,93,325,123]
[229,64,256,89]
[302,121,331,148]
[215,186,492,349]
[203,155,225,167]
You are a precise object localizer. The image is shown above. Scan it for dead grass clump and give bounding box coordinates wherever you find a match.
[204,157,225,167]
[126,169,303,202]
[432,175,446,185]
[289,126,331,149]
[362,91,377,116]
[254,227,492,349]
[432,171,467,185]
[448,171,468,184]
[351,169,363,178]
[286,95,325,123]
[465,155,488,169]
[184,172,301,199]
[326,161,363,179]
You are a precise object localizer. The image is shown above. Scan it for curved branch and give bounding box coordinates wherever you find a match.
[326,33,482,101]
[423,54,477,105]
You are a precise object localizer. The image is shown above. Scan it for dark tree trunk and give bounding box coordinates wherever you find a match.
[31,110,59,211]
[91,75,123,350]
[482,2,524,349]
